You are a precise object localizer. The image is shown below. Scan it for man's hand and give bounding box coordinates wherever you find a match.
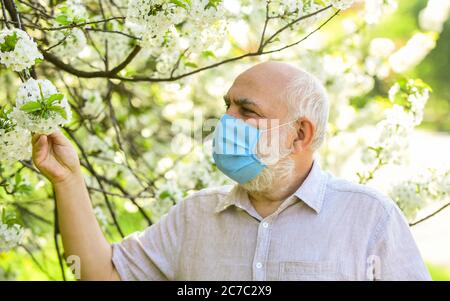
[31,130,120,280]
[32,131,81,184]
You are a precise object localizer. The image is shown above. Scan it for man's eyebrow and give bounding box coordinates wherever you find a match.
[234,98,258,108]
[223,95,257,106]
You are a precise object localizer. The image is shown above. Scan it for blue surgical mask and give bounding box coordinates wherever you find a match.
[212,114,295,184]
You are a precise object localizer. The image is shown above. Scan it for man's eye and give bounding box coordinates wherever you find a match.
[225,103,230,110]
[241,107,256,115]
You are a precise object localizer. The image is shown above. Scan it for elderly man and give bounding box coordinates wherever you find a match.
[32,61,430,281]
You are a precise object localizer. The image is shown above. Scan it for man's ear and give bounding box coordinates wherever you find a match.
[292,117,315,154]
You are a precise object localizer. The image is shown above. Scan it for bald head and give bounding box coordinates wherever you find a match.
[226,61,306,120]
[236,61,305,92]
[224,61,329,151]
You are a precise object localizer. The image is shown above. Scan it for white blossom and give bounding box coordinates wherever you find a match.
[0,221,25,253]
[89,19,134,65]
[82,89,105,119]
[0,28,43,72]
[369,38,395,58]
[329,0,355,10]
[364,0,397,25]
[0,108,31,162]
[0,126,31,162]
[389,32,436,73]
[388,80,430,125]
[419,0,450,33]
[390,168,450,221]
[268,0,303,17]
[12,79,72,135]
[359,80,431,176]
[57,0,89,22]
[390,180,426,221]
[126,0,227,76]
[47,28,87,61]
[365,38,395,79]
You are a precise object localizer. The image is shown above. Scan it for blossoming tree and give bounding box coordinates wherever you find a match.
[0,0,449,279]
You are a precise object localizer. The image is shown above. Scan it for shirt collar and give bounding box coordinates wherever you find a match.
[292,160,327,214]
[215,160,328,214]
[215,184,249,214]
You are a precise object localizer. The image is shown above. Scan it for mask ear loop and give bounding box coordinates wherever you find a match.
[257,118,299,164]
[259,118,298,133]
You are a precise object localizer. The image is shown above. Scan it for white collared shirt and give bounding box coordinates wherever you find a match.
[112,161,431,280]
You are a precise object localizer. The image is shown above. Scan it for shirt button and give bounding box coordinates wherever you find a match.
[262,222,269,228]
[255,262,263,269]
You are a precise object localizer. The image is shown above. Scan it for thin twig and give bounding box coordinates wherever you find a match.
[410,202,450,226]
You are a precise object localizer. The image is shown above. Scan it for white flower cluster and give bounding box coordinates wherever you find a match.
[89,20,134,66]
[267,0,353,21]
[268,0,303,18]
[126,0,226,76]
[0,28,43,72]
[328,0,355,10]
[388,81,430,126]
[389,32,436,73]
[47,28,87,61]
[12,79,72,135]
[0,112,31,162]
[67,0,89,20]
[56,0,89,22]
[82,89,105,119]
[390,168,450,221]
[361,80,430,169]
[365,37,395,79]
[364,0,398,24]
[0,221,25,253]
[419,0,450,33]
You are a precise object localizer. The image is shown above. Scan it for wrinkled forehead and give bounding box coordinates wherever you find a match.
[226,67,293,119]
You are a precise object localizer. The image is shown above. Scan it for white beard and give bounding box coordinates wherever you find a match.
[241,123,296,193]
[240,155,295,193]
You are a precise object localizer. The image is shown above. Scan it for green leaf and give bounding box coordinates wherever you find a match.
[73,17,86,24]
[55,15,71,26]
[48,105,67,120]
[205,0,221,9]
[1,208,17,226]
[0,106,9,119]
[20,101,42,113]
[184,61,198,68]
[159,191,171,199]
[201,50,216,59]
[0,32,18,52]
[38,83,45,103]
[170,0,189,9]
[15,172,22,186]
[46,93,64,106]
[16,184,32,194]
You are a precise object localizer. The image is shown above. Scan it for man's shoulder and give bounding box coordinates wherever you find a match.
[179,185,234,213]
[325,173,396,215]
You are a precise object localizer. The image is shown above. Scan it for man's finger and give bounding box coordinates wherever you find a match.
[32,133,43,145]
[48,130,70,146]
[32,135,49,164]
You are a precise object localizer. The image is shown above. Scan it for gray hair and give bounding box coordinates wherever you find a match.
[285,69,329,151]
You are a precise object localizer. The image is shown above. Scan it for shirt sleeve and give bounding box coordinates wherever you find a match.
[368,203,431,281]
[111,200,185,281]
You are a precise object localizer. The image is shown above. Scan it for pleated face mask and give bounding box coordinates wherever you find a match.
[212,114,295,184]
